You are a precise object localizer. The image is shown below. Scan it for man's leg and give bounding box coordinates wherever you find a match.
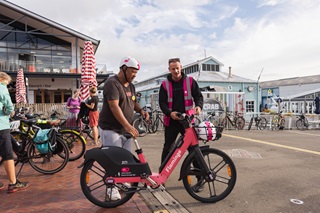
[161,124,180,163]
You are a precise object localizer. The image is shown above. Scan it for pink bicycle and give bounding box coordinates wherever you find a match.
[80,113,237,208]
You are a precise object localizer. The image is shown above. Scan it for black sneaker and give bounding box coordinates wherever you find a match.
[7,180,30,193]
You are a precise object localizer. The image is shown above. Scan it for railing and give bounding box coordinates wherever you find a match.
[14,103,68,119]
[0,60,109,74]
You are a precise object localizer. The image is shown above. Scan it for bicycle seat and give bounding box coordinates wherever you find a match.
[20,119,38,126]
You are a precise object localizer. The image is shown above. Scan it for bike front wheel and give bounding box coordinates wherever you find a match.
[80,159,138,208]
[60,130,86,161]
[28,136,69,174]
[296,119,308,131]
[257,117,268,130]
[132,118,148,137]
[182,148,237,203]
[247,117,254,131]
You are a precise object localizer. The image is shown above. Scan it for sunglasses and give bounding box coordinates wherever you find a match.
[168,58,180,64]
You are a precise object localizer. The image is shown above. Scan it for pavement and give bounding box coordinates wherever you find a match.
[0,142,152,213]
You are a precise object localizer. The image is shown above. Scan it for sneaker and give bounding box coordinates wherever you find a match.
[193,178,205,193]
[7,180,30,193]
[106,188,121,201]
[193,184,204,193]
[0,182,4,190]
[117,182,131,191]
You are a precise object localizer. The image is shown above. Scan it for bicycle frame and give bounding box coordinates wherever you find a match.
[83,115,214,189]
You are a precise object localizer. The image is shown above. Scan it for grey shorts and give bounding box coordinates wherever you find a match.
[99,128,132,152]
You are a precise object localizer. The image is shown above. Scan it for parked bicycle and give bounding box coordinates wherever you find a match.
[247,114,268,130]
[271,112,285,131]
[296,114,309,131]
[11,115,86,162]
[8,119,69,177]
[80,113,236,208]
[150,110,165,133]
[221,111,245,130]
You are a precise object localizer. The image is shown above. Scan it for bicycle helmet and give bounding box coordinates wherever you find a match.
[196,121,216,141]
[119,56,140,70]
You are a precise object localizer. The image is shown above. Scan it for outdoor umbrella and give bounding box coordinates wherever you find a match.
[80,41,97,101]
[15,68,27,104]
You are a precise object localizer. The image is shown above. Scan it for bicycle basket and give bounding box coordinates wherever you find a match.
[33,129,56,154]
[196,121,221,141]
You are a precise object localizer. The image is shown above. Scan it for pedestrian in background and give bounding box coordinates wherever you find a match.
[66,89,81,127]
[85,86,99,145]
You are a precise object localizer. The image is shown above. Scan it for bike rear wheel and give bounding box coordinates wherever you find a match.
[296,119,308,131]
[28,136,69,174]
[235,117,245,130]
[60,130,86,161]
[80,159,138,208]
[182,148,237,203]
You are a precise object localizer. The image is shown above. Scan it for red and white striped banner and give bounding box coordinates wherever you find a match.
[15,68,27,104]
[80,41,97,101]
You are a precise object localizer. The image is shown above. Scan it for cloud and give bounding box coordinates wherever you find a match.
[8,0,320,82]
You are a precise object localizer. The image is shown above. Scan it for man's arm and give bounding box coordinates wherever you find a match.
[134,102,150,120]
[158,84,171,116]
[108,99,139,137]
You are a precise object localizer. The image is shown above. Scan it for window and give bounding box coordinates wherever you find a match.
[202,64,206,71]
[246,101,255,112]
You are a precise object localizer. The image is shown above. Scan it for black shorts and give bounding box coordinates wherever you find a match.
[0,129,14,161]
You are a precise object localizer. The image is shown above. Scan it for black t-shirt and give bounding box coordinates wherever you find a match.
[98,76,136,133]
[88,96,99,111]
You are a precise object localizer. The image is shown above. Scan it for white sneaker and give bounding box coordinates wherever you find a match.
[107,188,121,201]
[122,182,131,189]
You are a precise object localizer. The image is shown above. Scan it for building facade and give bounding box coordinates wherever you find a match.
[260,75,320,114]
[135,56,260,120]
[0,0,111,103]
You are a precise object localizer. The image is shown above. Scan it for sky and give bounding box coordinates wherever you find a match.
[8,0,320,82]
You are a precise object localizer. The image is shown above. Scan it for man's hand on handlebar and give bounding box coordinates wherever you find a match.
[141,110,150,121]
[194,106,201,115]
[124,124,139,138]
[170,111,183,120]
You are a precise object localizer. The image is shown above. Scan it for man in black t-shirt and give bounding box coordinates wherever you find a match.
[99,56,149,152]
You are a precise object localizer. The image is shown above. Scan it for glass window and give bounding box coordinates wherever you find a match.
[202,64,206,71]
[246,101,255,112]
